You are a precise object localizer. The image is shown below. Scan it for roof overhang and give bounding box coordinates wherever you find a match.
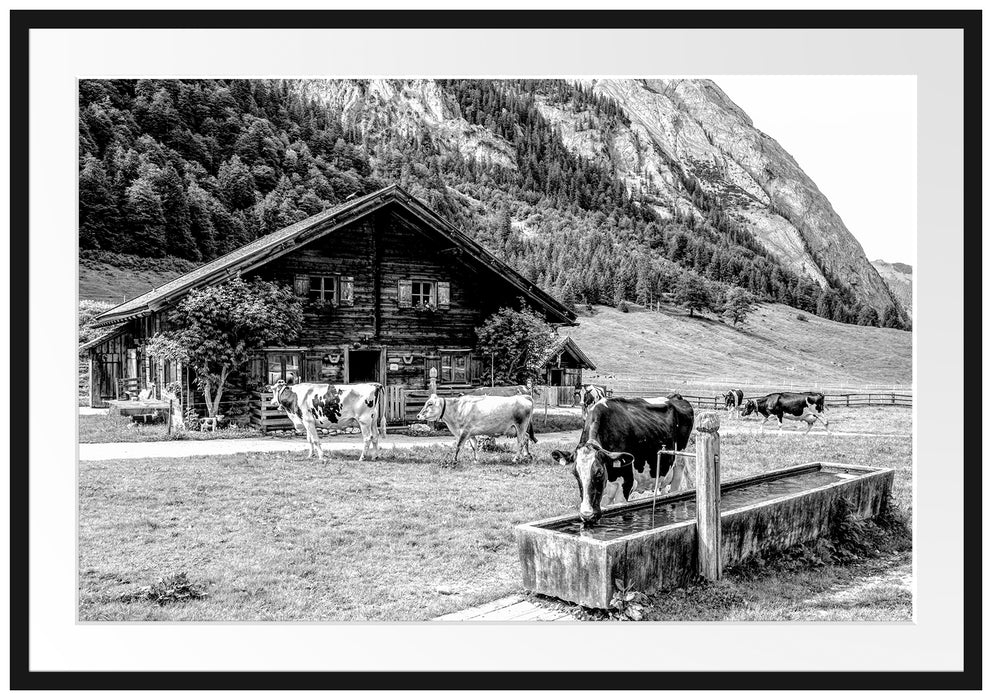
[91,185,576,328]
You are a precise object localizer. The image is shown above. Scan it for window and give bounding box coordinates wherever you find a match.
[440,351,470,383]
[267,353,301,385]
[308,276,337,304]
[398,280,449,309]
[411,281,434,307]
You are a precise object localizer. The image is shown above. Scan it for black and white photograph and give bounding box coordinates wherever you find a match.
[76,75,915,623]
[10,7,979,688]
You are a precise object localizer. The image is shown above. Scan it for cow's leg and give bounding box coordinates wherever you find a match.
[304,419,323,460]
[453,432,469,464]
[469,436,480,463]
[357,419,371,461]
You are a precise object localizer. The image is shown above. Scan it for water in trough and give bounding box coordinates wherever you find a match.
[543,469,849,541]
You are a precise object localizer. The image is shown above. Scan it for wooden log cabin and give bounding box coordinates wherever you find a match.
[82,185,594,422]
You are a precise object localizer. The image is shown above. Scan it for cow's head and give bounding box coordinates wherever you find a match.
[551,443,634,523]
[740,399,757,417]
[416,394,445,422]
[268,380,288,407]
[807,394,825,412]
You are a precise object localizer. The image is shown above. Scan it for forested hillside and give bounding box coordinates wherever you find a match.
[78,79,906,329]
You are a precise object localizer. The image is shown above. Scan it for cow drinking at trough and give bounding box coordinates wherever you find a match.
[551,395,695,523]
[722,388,744,415]
[416,393,536,463]
[269,380,386,460]
[741,391,828,433]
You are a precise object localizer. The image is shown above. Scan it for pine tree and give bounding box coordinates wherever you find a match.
[79,155,121,250]
[155,164,199,259]
[218,155,258,210]
[124,176,167,256]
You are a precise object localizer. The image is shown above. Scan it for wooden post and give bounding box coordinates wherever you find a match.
[695,411,722,581]
[167,398,173,436]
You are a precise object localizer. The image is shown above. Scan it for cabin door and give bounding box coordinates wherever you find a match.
[347,349,383,384]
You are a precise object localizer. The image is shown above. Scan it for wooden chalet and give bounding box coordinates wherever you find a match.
[82,185,594,422]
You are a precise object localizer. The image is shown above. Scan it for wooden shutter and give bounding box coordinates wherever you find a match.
[437,281,450,309]
[294,274,310,296]
[398,279,412,308]
[340,276,355,305]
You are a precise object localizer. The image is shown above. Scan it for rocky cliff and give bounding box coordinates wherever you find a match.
[871,260,913,316]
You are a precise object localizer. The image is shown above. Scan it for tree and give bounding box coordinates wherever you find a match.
[146,278,303,418]
[218,155,257,210]
[475,303,557,386]
[124,175,167,256]
[674,274,711,317]
[881,305,902,329]
[856,305,880,327]
[79,155,121,249]
[723,287,756,327]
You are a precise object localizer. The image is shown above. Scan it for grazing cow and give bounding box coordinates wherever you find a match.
[416,393,536,463]
[741,391,829,433]
[465,385,529,397]
[551,395,695,523]
[722,388,744,415]
[269,380,386,460]
[574,384,608,416]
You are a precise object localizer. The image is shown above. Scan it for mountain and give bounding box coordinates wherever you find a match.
[77,78,908,328]
[871,260,913,316]
[294,78,902,320]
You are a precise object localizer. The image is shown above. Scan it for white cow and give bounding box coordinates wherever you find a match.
[417,393,536,463]
[269,380,386,460]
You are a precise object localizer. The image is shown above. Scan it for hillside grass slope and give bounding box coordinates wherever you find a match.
[568,303,911,393]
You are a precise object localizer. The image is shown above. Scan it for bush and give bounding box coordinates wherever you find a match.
[796,313,808,322]
[618,299,629,313]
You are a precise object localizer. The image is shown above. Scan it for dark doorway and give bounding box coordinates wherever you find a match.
[549,369,565,386]
[348,350,381,383]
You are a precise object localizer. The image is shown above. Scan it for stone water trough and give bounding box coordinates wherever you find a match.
[516,461,895,609]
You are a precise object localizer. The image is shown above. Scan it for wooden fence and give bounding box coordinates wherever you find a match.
[602,389,912,410]
[252,385,474,433]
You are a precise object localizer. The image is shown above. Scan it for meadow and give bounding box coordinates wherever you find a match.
[78,408,912,622]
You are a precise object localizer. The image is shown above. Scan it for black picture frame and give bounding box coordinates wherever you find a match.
[8,7,981,691]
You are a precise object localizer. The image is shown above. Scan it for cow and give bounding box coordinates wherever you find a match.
[416,393,536,463]
[741,391,829,433]
[268,380,386,460]
[465,385,529,397]
[551,395,695,523]
[722,388,744,415]
[574,384,608,416]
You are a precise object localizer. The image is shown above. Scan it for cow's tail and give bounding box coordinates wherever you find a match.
[376,384,387,437]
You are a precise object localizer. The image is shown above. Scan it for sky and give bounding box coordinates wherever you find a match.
[711,76,917,268]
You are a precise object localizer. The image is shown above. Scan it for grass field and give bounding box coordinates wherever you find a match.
[79,408,912,622]
[77,411,587,444]
[568,303,912,392]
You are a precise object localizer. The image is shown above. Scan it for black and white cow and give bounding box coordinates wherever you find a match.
[722,388,745,415]
[741,391,828,433]
[269,380,386,460]
[574,384,608,416]
[551,395,695,523]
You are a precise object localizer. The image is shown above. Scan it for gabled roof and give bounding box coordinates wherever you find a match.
[79,325,125,353]
[539,334,596,370]
[91,184,576,328]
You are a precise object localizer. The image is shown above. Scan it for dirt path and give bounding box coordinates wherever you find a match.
[78,431,578,461]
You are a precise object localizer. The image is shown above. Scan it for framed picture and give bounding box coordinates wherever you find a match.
[9,6,980,692]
